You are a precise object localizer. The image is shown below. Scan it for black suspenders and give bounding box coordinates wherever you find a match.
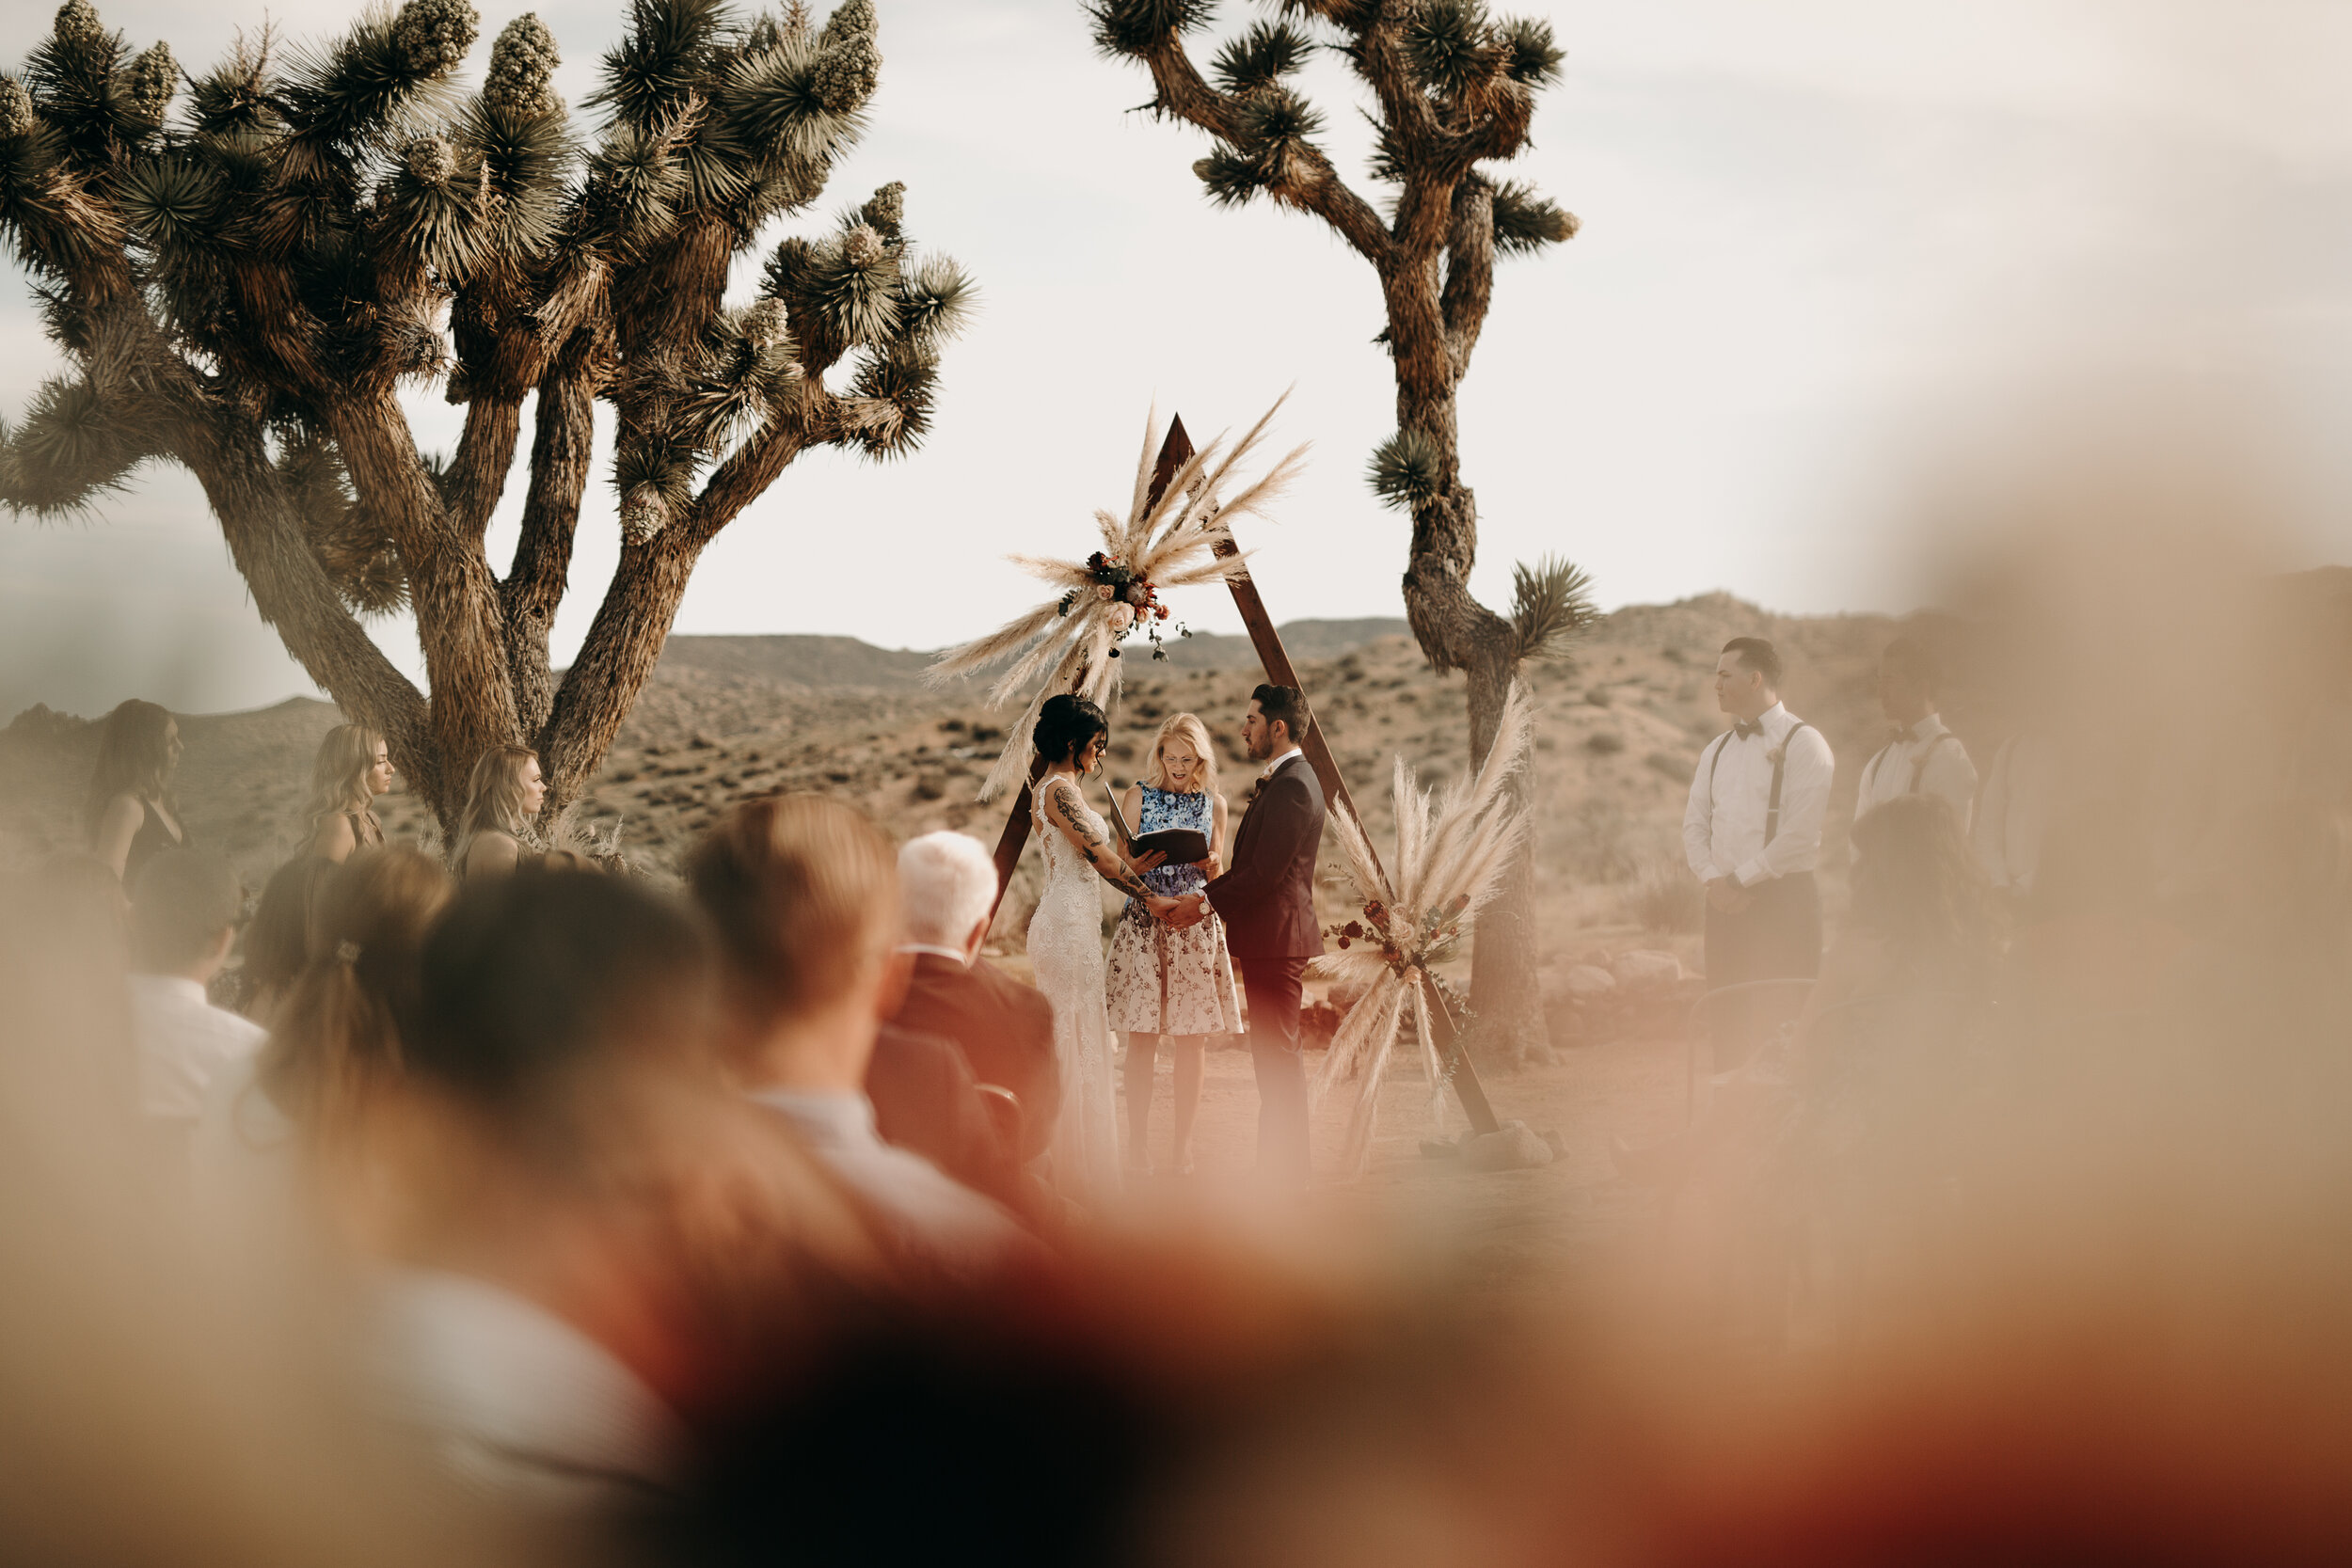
[1708,721,1814,847]
[1865,731,1960,798]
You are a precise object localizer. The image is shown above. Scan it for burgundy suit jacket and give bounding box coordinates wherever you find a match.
[1204,754,1327,964]
[888,952,1059,1163]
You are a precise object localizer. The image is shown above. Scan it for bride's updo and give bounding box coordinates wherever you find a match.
[1033,693,1109,768]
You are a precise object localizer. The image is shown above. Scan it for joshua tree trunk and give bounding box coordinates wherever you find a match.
[3,0,972,843]
[1089,0,1596,1062]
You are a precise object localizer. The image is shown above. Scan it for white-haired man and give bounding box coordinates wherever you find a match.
[888,832,1060,1169]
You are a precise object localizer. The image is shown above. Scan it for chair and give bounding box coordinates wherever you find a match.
[1684,978,1818,1121]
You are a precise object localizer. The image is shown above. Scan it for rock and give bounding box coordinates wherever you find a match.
[1612,949,1684,994]
[1461,1120,1555,1171]
[1564,964,1617,1002]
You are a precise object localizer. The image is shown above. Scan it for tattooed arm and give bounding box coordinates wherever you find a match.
[1042,778,1172,908]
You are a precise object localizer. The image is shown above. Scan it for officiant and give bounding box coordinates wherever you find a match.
[1104,714,1243,1179]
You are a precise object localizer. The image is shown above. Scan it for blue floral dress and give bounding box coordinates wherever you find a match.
[1104,785,1244,1037]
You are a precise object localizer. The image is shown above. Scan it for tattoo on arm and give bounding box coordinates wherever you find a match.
[1049,783,1152,900]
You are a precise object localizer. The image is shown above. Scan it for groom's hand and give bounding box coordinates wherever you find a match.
[1165,894,1205,929]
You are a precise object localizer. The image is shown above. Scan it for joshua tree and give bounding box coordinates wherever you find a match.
[0,0,970,831]
[1087,0,1595,1062]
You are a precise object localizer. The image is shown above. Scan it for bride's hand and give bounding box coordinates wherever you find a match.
[1145,895,1183,923]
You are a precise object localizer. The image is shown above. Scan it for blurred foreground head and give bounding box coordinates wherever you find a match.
[687,794,901,1074]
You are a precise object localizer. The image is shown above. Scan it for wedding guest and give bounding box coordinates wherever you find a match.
[198,847,453,1218]
[1170,685,1327,1190]
[453,745,546,879]
[127,849,262,1169]
[237,853,335,1024]
[1852,637,1976,836]
[690,796,1033,1282]
[891,831,1059,1164]
[359,869,881,1519]
[86,698,187,883]
[1682,637,1836,1069]
[1105,713,1241,1178]
[299,723,394,863]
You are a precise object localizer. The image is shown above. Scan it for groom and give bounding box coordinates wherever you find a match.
[1168,684,1324,1188]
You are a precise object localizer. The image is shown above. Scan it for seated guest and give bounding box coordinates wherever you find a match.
[127,849,263,1167]
[198,847,452,1221]
[890,831,1059,1165]
[298,723,394,863]
[236,853,335,1024]
[866,1020,1022,1218]
[360,870,879,1520]
[689,798,1033,1283]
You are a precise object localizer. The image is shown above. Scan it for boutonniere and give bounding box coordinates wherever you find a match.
[1766,743,1788,767]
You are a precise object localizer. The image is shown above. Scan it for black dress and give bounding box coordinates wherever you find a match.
[122,798,185,884]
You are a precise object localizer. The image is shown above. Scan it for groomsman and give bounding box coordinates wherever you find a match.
[1683,637,1835,1068]
[1853,636,1977,834]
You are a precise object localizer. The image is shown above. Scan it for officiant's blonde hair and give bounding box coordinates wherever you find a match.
[1144,713,1219,795]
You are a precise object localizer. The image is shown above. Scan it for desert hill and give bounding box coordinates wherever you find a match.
[0,595,1918,1052]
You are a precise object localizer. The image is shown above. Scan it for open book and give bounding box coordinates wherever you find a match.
[1098,779,1209,867]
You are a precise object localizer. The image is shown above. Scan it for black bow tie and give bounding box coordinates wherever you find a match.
[1733,721,1763,740]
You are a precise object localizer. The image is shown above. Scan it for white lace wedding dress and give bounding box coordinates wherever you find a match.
[1027,777,1121,1206]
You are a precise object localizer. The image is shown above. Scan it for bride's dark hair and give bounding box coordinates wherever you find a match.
[1033,694,1108,768]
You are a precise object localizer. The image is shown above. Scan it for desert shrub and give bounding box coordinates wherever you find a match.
[1625,856,1703,933]
[914,772,948,801]
[1645,749,1691,781]
[1565,798,1643,883]
[1586,730,1626,755]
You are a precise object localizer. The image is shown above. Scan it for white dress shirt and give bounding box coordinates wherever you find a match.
[1854,713,1979,831]
[1682,703,1836,887]
[750,1087,1028,1280]
[129,974,266,1123]
[1972,734,2058,892]
[1257,747,1304,785]
[367,1268,689,1516]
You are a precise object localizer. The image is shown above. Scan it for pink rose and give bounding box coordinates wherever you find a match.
[1108,602,1135,631]
[1095,583,1116,602]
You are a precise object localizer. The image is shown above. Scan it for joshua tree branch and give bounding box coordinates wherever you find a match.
[504,327,603,741]
[1133,36,1391,263]
[444,392,525,538]
[1439,173,1495,377]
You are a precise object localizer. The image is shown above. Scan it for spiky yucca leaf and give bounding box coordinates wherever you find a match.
[845,341,936,457]
[1491,179,1577,256]
[1212,21,1311,93]
[1499,15,1564,85]
[895,254,974,352]
[1087,0,1216,58]
[590,0,728,133]
[1367,427,1443,510]
[1404,0,1494,98]
[1510,553,1597,661]
[1192,146,1263,207]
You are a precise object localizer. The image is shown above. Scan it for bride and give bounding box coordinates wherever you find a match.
[1026,694,1182,1205]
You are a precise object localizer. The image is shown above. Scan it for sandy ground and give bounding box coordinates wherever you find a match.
[1109,1029,1690,1304]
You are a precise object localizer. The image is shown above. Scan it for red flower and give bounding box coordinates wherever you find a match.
[1337,936,1352,949]
[1343,921,1363,940]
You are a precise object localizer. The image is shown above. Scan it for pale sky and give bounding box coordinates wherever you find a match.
[7,0,2352,715]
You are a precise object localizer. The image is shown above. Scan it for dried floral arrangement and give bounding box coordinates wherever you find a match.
[927,398,1306,800]
[1311,682,1535,1170]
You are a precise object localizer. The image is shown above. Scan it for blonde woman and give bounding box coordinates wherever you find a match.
[1104,712,1243,1176]
[453,746,547,879]
[299,723,394,863]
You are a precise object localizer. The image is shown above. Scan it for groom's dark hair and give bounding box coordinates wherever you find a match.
[1251,684,1310,745]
